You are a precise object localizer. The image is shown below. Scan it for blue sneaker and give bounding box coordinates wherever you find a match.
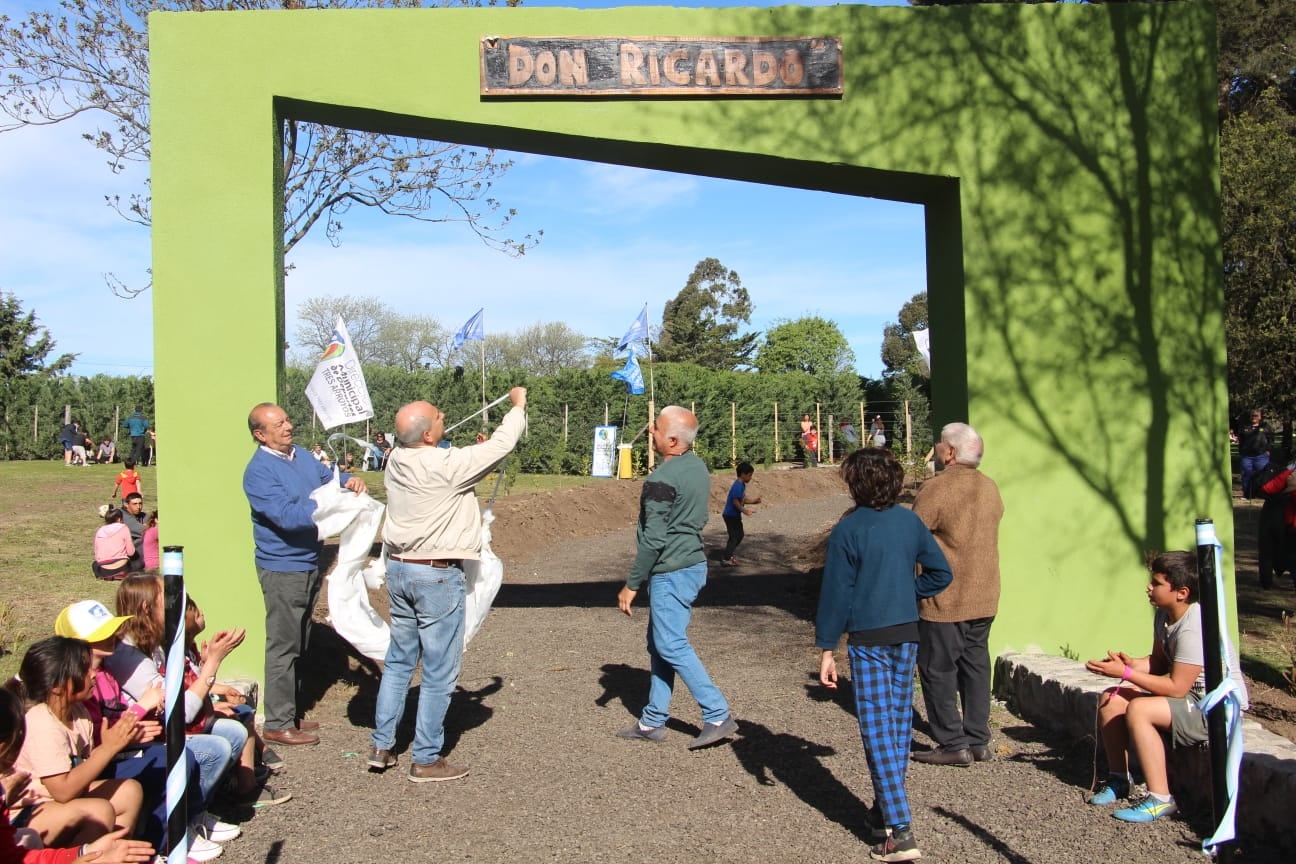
[1114,795,1178,823]
[1088,778,1130,805]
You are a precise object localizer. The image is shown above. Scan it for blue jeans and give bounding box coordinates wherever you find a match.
[185,733,233,802]
[372,560,466,765]
[103,744,201,849]
[1241,453,1270,498]
[641,562,729,728]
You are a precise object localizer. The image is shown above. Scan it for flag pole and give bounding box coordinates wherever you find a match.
[480,337,487,430]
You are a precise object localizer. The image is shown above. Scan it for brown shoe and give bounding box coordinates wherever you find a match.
[263,727,320,746]
[367,747,397,771]
[295,718,321,731]
[408,758,468,783]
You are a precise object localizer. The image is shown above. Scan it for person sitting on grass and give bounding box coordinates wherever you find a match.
[3,638,143,851]
[106,576,290,818]
[719,461,761,567]
[0,687,154,863]
[51,599,227,856]
[184,597,283,777]
[1084,550,1249,823]
[90,509,141,582]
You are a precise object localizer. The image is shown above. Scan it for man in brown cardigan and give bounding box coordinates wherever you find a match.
[911,422,1005,766]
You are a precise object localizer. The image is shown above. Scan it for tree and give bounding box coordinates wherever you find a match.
[880,292,929,379]
[461,322,592,375]
[1221,94,1296,426]
[0,0,539,297]
[755,316,855,376]
[294,294,389,363]
[656,258,758,370]
[0,292,75,459]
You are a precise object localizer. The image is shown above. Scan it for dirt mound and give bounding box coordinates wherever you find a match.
[488,465,846,563]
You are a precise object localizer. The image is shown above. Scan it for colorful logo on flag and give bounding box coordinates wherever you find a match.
[321,329,346,361]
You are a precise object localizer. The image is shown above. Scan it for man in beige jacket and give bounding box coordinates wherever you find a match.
[911,422,1004,766]
[369,387,526,783]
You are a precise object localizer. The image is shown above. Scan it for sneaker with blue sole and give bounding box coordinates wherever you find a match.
[1088,778,1131,805]
[1114,795,1177,823]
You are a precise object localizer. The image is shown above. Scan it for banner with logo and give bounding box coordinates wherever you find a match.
[306,316,374,429]
[592,426,618,477]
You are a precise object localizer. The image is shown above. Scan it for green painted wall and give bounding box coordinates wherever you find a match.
[150,2,1228,681]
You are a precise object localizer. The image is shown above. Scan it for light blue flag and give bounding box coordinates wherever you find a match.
[610,354,645,395]
[616,305,650,353]
[453,308,484,351]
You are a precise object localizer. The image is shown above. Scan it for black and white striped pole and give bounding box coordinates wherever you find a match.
[162,545,189,862]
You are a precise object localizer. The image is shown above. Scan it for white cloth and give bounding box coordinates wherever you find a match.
[311,470,389,661]
[463,507,504,647]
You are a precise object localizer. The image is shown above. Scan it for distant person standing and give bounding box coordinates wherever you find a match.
[124,407,150,466]
[1232,409,1271,500]
[616,406,739,750]
[59,419,81,467]
[799,413,818,468]
[870,415,885,447]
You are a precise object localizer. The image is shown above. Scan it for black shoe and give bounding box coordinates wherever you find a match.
[911,747,973,766]
[687,716,739,750]
[970,745,993,762]
[616,723,667,743]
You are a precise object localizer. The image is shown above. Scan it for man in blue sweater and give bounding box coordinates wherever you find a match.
[243,402,366,747]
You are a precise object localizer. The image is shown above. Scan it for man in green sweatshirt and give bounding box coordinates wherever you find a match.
[616,406,738,750]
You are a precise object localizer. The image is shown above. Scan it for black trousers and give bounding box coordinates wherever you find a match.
[917,617,995,751]
[129,435,147,465]
[722,515,744,558]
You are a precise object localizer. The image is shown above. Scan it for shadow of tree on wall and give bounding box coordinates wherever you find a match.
[281,3,1223,648]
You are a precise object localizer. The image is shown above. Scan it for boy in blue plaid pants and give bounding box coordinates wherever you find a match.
[816,449,952,862]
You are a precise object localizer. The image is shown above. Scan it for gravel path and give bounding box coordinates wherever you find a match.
[213,493,1283,864]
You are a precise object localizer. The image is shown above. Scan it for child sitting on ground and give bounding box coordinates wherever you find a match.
[3,638,143,850]
[184,598,282,775]
[1084,550,1249,822]
[0,686,154,863]
[719,461,761,567]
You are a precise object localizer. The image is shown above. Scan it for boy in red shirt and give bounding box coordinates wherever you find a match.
[111,461,142,502]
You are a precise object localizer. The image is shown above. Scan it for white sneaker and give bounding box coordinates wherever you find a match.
[198,812,241,843]
[186,834,223,862]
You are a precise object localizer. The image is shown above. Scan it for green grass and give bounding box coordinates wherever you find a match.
[0,461,602,679]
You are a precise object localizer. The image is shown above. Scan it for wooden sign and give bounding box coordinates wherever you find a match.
[480,36,842,97]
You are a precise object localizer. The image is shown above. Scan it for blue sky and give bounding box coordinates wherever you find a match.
[0,0,920,380]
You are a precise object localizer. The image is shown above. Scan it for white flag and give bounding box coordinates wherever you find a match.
[912,328,931,371]
[305,316,375,429]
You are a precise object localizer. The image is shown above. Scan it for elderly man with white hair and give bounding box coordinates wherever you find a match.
[910,422,1005,766]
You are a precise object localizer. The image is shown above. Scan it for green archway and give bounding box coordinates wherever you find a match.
[150,2,1228,680]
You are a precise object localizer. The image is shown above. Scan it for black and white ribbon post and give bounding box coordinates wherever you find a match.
[162,545,189,862]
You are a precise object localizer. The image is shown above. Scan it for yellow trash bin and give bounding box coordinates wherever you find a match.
[617,444,633,479]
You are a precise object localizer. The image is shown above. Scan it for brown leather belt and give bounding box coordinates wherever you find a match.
[388,554,462,569]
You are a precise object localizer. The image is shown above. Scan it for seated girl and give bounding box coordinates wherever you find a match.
[91,510,141,582]
[4,638,142,850]
[0,685,154,863]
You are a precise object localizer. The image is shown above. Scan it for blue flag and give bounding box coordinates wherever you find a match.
[453,308,484,351]
[610,354,645,395]
[616,305,650,353]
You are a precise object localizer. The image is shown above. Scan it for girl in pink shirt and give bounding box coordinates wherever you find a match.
[5,638,143,850]
[140,513,158,572]
[91,511,134,582]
